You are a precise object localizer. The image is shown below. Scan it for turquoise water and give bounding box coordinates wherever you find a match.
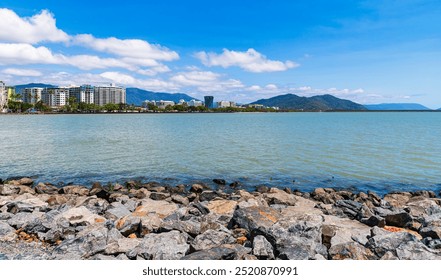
[0,112,440,194]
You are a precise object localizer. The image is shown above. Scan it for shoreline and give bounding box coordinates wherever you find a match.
[2,110,441,115]
[1,177,441,260]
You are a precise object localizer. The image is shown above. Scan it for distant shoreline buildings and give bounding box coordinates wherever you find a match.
[1,82,126,111]
[1,81,279,113]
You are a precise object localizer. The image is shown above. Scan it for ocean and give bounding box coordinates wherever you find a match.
[1,112,440,195]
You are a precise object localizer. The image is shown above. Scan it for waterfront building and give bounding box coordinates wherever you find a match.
[156,100,175,109]
[204,96,214,108]
[94,84,126,106]
[7,86,15,100]
[42,87,69,107]
[22,87,43,104]
[217,101,236,108]
[69,85,94,104]
[0,81,7,112]
[188,99,203,107]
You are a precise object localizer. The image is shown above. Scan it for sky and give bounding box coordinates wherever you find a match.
[0,0,440,108]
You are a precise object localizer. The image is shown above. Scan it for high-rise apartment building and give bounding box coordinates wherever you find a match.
[22,87,43,104]
[42,87,69,107]
[69,85,94,104]
[94,84,126,106]
[204,96,214,108]
[0,81,7,112]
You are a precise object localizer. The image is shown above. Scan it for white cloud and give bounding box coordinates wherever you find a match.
[73,34,179,61]
[137,65,171,76]
[195,48,298,72]
[0,9,69,44]
[0,43,62,65]
[2,68,42,77]
[170,71,244,92]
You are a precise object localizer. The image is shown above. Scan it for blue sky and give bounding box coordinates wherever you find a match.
[0,0,440,107]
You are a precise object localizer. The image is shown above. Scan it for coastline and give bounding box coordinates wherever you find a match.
[1,177,441,260]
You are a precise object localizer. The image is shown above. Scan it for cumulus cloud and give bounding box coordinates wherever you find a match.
[73,34,179,61]
[195,48,298,72]
[170,71,244,92]
[2,68,42,77]
[0,9,69,44]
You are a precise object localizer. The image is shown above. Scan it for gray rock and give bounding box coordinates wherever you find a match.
[150,192,170,201]
[191,229,235,251]
[385,211,413,228]
[199,191,219,201]
[6,197,48,214]
[54,223,109,259]
[253,235,274,259]
[0,221,16,241]
[232,206,281,234]
[105,202,131,220]
[7,212,43,229]
[76,197,109,215]
[115,214,141,236]
[334,200,363,219]
[55,206,105,227]
[420,226,441,239]
[161,215,201,236]
[396,241,441,260]
[128,230,189,260]
[266,213,324,260]
[34,183,59,195]
[0,184,20,195]
[264,188,297,206]
[181,246,237,260]
[329,242,376,260]
[171,195,189,206]
[105,237,141,255]
[366,227,419,258]
[18,178,34,186]
[62,185,90,196]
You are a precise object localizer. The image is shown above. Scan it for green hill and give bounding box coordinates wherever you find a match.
[250,94,366,111]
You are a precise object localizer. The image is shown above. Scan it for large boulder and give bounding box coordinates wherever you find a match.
[232,206,281,234]
[253,235,274,259]
[191,229,235,251]
[0,221,16,242]
[34,183,59,195]
[206,200,237,216]
[135,199,178,219]
[55,206,106,227]
[329,242,376,260]
[128,230,190,260]
[61,185,89,196]
[0,184,20,195]
[264,188,297,206]
[6,195,48,213]
[181,246,237,260]
[54,223,109,259]
[267,213,325,260]
[105,237,141,255]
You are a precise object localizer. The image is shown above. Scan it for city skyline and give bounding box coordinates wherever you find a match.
[0,1,440,108]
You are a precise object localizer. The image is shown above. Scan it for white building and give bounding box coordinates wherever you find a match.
[69,85,94,104]
[22,87,43,104]
[42,87,69,107]
[216,101,236,108]
[156,100,175,109]
[94,84,126,106]
[0,81,7,112]
[188,99,203,107]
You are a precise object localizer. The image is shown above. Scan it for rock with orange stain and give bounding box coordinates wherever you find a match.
[206,200,237,216]
[232,206,281,233]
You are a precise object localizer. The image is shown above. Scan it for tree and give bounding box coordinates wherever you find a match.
[6,92,22,112]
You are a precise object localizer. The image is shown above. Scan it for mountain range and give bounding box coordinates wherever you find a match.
[125,88,196,105]
[250,94,366,111]
[364,103,431,110]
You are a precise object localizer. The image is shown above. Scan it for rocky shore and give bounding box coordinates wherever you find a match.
[1,177,441,260]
